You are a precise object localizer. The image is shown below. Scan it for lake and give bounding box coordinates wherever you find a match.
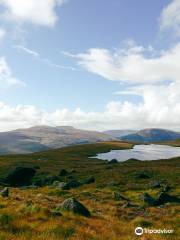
[93,144,180,162]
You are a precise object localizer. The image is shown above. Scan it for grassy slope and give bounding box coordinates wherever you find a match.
[0,141,179,240]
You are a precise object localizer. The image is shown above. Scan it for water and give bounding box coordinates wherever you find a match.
[93,144,180,162]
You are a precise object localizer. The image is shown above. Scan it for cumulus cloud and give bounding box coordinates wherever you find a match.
[0,57,25,89]
[72,42,180,84]
[160,0,180,36]
[0,80,180,132]
[0,0,65,26]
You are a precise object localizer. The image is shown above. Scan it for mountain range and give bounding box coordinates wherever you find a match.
[0,126,179,155]
[0,126,114,155]
[120,128,180,143]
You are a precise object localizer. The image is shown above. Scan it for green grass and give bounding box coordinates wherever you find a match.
[0,141,179,240]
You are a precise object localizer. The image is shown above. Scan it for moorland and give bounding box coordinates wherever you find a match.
[0,141,179,240]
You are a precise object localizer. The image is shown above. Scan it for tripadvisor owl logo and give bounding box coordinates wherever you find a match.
[135,227,143,236]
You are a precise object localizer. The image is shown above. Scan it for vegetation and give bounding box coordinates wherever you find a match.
[0,141,179,239]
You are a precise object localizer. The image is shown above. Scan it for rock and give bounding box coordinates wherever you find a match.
[58,182,70,190]
[81,176,95,185]
[114,192,128,201]
[108,159,118,164]
[59,169,68,176]
[53,181,61,187]
[140,193,156,206]
[123,201,139,208]
[66,180,81,189]
[135,172,150,179]
[149,180,161,189]
[156,192,180,205]
[4,167,36,187]
[60,198,91,217]
[53,180,81,190]
[0,187,9,197]
[34,176,59,186]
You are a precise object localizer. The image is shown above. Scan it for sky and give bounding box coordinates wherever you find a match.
[0,0,180,132]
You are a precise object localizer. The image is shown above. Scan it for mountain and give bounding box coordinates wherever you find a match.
[103,130,137,138]
[121,128,180,143]
[0,126,115,155]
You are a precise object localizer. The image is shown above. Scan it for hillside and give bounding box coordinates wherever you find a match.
[0,126,114,155]
[103,129,136,138]
[0,141,179,240]
[121,128,180,143]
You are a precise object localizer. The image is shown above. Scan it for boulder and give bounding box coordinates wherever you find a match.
[149,180,161,189]
[34,175,58,186]
[4,167,36,187]
[140,193,156,206]
[58,182,70,190]
[156,192,180,205]
[60,198,91,217]
[80,176,95,185]
[0,187,9,197]
[135,172,150,179]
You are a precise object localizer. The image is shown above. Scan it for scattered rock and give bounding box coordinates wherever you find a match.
[37,158,48,161]
[66,180,81,189]
[156,192,180,205]
[58,182,70,190]
[81,176,95,185]
[149,180,161,189]
[108,159,118,164]
[4,167,36,187]
[60,198,91,217]
[0,187,9,198]
[34,176,59,186]
[135,172,150,179]
[114,192,128,201]
[140,193,156,206]
[59,169,68,177]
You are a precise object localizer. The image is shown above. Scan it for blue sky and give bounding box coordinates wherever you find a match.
[0,0,180,131]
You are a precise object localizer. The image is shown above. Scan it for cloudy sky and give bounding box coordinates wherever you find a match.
[0,0,180,131]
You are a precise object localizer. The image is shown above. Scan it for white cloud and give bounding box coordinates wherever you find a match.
[160,0,180,36]
[0,57,25,89]
[0,80,180,132]
[60,40,180,131]
[0,0,65,26]
[73,42,180,84]
[13,45,76,71]
[0,28,6,42]
[13,45,40,57]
